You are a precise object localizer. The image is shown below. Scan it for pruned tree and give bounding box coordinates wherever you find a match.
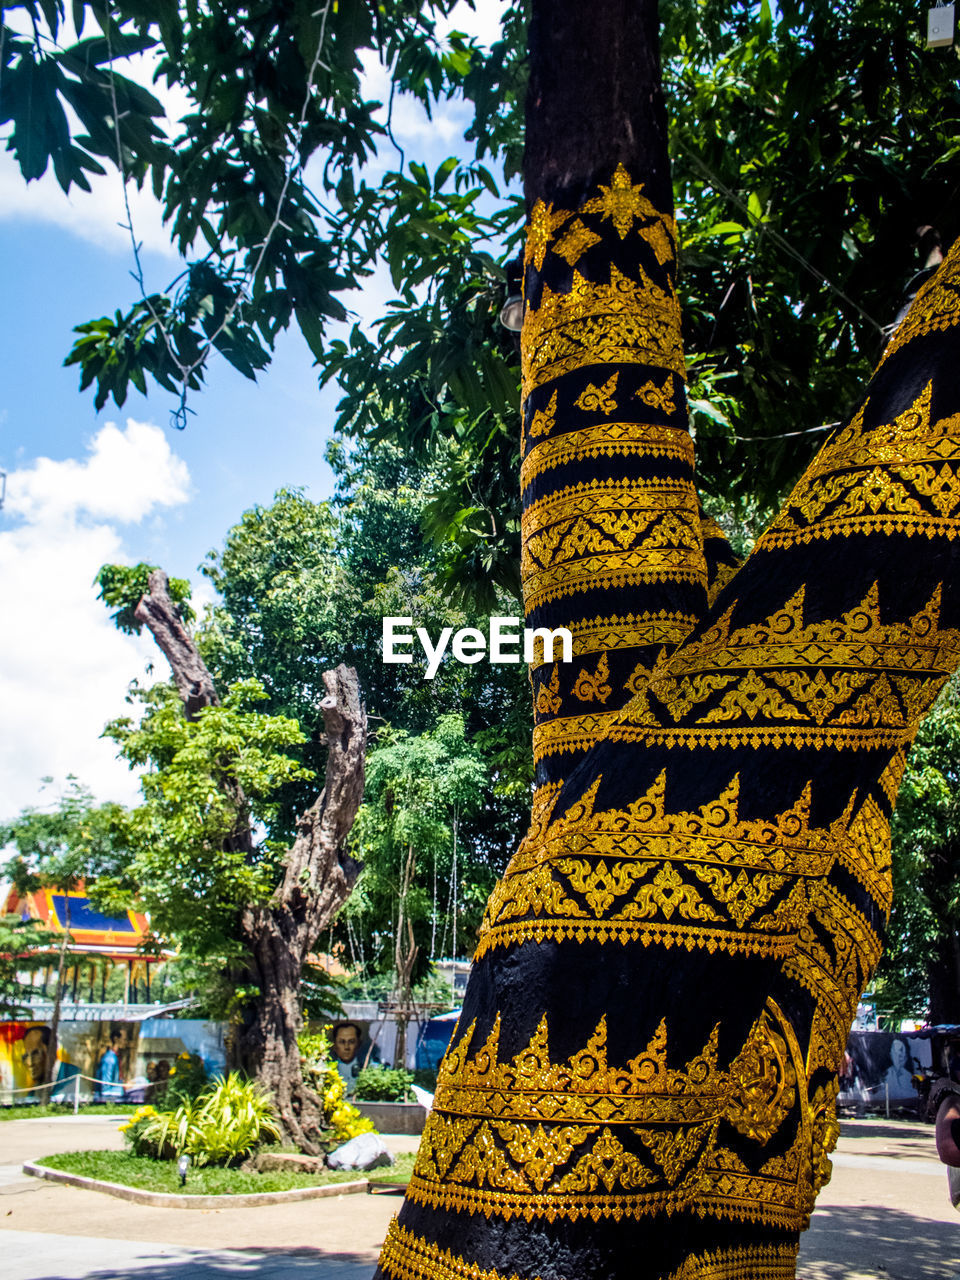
[99,568,366,1151]
[374,3,960,1279]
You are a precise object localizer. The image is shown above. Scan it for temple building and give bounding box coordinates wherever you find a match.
[3,884,161,1008]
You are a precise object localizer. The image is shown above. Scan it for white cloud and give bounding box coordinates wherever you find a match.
[0,148,177,257]
[439,0,510,48]
[0,34,187,257]
[9,420,191,525]
[0,421,192,814]
[14,161,173,259]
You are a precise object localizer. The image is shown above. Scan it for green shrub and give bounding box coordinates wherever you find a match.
[355,1065,414,1102]
[130,1073,281,1167]
[152,1051,208,1109]
[119,1105,166,1158]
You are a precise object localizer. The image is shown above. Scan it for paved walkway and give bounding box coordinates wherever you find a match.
[0,1231,375,1280]
[2,1115,960,1277]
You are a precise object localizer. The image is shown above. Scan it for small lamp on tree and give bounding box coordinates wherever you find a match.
[498,256,524,333]
[927,4,955,48]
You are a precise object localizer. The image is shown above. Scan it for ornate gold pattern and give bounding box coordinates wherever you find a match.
[532,711,624,762]
[574,372,620,415]
[524,201,572,272]
[573,652,613,703]
[760,382,960,550]
[581,163,678,263]
[879,236,960,365]
[526,611,699,667]
[554,217,602,266]
[522,481,706,612]
[877,749,907,807]
[526,389,558,444]
[521,420,694,489]
[409,1001,815,1232]
[379,1220,530,1280]
[381,164,959,1280]
[609,581,960,753]
[785,880,884,1081]
[662,1243,799,1280]
[477,767,886,961]
[706,560,739,606]
[534,665,563,717]
[521,265,685,397]
[636,375,676,414]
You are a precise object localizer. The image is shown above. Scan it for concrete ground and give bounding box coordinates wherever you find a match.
[1,1114,959,1278]
[799,1118,960,1279]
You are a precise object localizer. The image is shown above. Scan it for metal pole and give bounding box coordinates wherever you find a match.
[885,1081,890,1118]
[73,1071,80,1116]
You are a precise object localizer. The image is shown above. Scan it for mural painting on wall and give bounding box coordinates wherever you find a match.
[840,1031,934,1104]
[0,1018,228,1105]
[324,1019,384,1095]
[0,1021,139,1104]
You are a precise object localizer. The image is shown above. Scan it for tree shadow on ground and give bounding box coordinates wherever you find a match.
[839,1122,930,1141]
[27,1246,375,1280]
[800,1203,960,1279]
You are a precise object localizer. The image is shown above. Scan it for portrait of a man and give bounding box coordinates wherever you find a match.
[331,1021,362,1095]
[19,1025,51,1090]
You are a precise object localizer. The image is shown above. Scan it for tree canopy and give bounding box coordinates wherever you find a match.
[79,434,531,1035]
[875,677,960,1024]
[6,1,960,591]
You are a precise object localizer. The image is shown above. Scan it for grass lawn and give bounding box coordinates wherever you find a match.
[1,1103,141,1122]
[36,1150,370,1195]
[367,1151,416,1184]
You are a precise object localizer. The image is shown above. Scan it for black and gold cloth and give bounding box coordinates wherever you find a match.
[375,167,960,1280]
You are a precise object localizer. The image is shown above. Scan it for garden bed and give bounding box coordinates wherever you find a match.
[354,1100,426,1134]
[30,1148,417,1204]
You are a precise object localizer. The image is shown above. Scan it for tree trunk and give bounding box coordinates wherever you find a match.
[240,914,327,1152]
[376,2,960,1278]
[135,570,219,718]
[135,574,367,1150]
[236,664,367,1152]
[44,909,71,1089]
[393,843,419,1071]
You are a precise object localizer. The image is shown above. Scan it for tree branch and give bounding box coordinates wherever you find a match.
[135,569,219,719]
[275,664,367,954]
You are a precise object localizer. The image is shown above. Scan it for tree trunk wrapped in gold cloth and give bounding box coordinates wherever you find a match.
[374,4,960,1278]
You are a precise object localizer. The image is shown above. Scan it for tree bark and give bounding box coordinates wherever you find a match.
[43,906,71,1090]
[135,570,219,719]
[135,574,367,1150]
[237,665,367,1153]
[524,0,669,212]
[375,3,960,1278]
[393,842,419,1071]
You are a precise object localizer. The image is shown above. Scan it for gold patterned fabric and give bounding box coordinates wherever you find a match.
[375,168,960,1280]
[518,166,707,784]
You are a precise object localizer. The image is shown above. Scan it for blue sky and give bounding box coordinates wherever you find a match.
[0,1,509,815]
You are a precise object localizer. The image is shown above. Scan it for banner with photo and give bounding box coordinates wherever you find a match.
[840,1030,934,1104]
[0,1018,226,1104]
